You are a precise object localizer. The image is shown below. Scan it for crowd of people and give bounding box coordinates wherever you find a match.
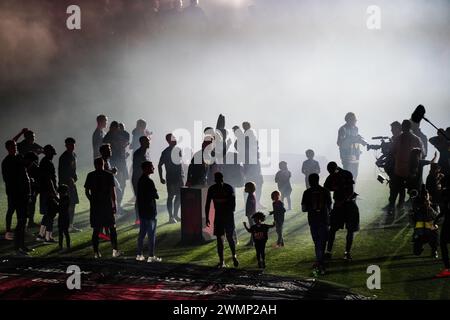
[1,109,450,278]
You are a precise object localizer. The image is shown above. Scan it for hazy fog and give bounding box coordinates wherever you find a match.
[0,0,449,179]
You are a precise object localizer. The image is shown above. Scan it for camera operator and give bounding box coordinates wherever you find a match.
[429,127,450,176]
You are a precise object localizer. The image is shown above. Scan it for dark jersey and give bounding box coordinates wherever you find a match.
[271,200,286,224]
[301,185,332,225]
[58,151,77,185]
[159,146,183,184]
[205,183,235,223]
[249,224,271,242]
[324,168,354,204]
[137,175,159,220]
[132,147,149,181]
[39,156,57,195]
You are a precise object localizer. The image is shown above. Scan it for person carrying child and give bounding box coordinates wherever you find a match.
[269,191,286,247]
[243,211,275,269]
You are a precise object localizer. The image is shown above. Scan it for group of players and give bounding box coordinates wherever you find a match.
[1,109,450,278]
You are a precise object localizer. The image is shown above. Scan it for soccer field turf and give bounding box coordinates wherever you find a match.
[0,171,448,300]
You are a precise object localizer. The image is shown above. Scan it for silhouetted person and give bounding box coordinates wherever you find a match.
[36,145,58,243]
[92,114,108,159]
[2,141,30,249]
[58,137,80,232]
[275,161,292,210]
[84,157,121,258]
[131,119,152,152]
[408,149,436,195]
[429,127,450,176]
[244,182,256,246]
[205,172,239,268]
[103,121,129,209]
[158,133,184,223]
[57,184,71,251]
[302,149,320,188]
[386,121,404,210]
[269,191,286,247]
[136,161,162,263]
[390,120,424,211]
[132,136,151,224]
[337,112,367,181]
[302,173,332,275]
[324,161,359,260]
[17,130,43,156]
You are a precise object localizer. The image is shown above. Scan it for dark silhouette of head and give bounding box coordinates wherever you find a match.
[110,121,119,131]
[279,161,287,170]
[251,211,266,223]
[401,119,412,132]
[94,157,104,170]
[271,190,280,201]
[242,122,251,131]
[96,115,108,129]
[136,119,147,130]
[327,161,338,174]
[141,161,154,175]
[345,112,356,126]
[5,140,16,154]
[305,149,315,159]
[308,173,320,187]
[166,133,177,146]
[244,181,256,193]
[214,172,224,184]
[43,145,56,158]
[65,137,76,152]
[390,121,402,137]
[100,144,112,159]
[24,130,35,143]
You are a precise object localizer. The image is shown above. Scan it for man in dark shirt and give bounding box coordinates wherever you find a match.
[84,158,120,258]
[58,137,80,232]
[92,114,108,159]
[24,151,40,229]
[136,161,161,262]
[205,172,239,268]
[132,136,150,223]
[2,140,32,255]
[186,139,211,187]
[17,130,43,156]
[324,162,359,261]
[158,134,184,223]
[429,127,450,176]
[302,173,332,274]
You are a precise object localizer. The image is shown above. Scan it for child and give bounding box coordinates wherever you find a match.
[269,191,286,247]
[411,185,438,258]
[301,173,332,275]
[244,182,257,246]
[243,211,275,268]
[275,161,292,210]
[136,161,162,263]
[57,184,71,251]
[302,149,321,189]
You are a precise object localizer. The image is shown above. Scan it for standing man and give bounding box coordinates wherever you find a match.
[158,133,184,223]
[84,158,121,258]
[132,136,151,224]
[337,112,367,181]
[324,161,359,261]
[58,137,81,232]
[205,172,239,268]
[17,130,44,156]
[92,114,108,159]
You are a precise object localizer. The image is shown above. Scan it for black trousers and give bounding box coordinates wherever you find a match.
[254,240,267,262]
[327,226,354,253]
[92,226,118,253]
[441,228,450,269]
[13,199,28,250]
[389,175,407,206]
[59,227,71,248]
